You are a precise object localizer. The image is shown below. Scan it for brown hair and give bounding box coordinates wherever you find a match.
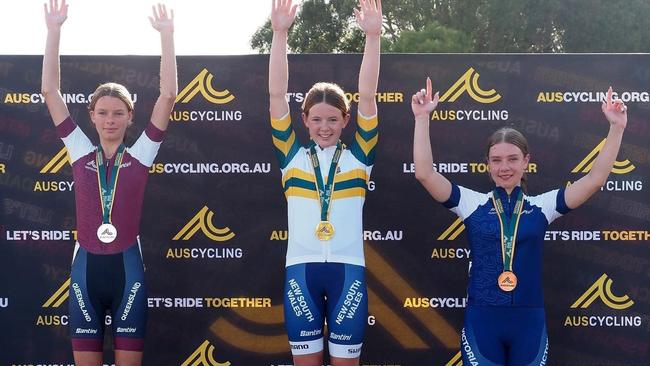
[87,82,134,112]
[301,82,349,117]
[486,127,530,192]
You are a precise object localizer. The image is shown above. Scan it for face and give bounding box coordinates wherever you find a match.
[487,142,530,191]
[302,102,350,148]
[89,96,132,143]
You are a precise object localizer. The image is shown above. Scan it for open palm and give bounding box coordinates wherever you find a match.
[355,0,382,35]
[149,3,174,33]
[44,0,68,30]
[271,0,298,32]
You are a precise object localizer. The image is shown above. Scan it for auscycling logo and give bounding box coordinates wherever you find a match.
[431,218,471,260]
[433,67,507,122]
[39,147,70,173]
[439,67,501,104]
[42,278,70,308]
[173,206,235,242]
[445,350,462,366]
[176,69,235,105]
[564,273,642,328]
[570,273,634,310]
[33,146,74,193]
[572,139,635,174]
[167,206,241,260]
[172,68,242,122]
[569,139,642,192]
[182,340,231,366]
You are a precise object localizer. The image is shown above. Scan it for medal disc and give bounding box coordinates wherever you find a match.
[97,223,117,243]
[498,271,517,292]
[315,221,335,241]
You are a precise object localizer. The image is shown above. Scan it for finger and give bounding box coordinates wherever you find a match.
[606,86,613,108]
[290,4,298,19]
[432,91,440,105]
[170,8,174,20]
[426,77,432,99]
[377,0,382,13]
[54,0,58,12]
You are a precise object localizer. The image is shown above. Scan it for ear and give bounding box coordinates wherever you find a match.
[127,110,134,127]
[342,112,351,128]
[89,110,96,124]
[523,153,530,166]
[302,111,309,128]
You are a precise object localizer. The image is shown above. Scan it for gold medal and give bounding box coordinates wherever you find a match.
[498,271,518,292]
[315,221,335,241]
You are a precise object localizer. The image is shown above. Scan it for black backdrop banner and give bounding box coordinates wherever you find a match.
[0,54,649,366]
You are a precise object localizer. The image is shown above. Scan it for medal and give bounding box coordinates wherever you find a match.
[315,221,335,241]
[309,141,343,241]
[95,144,125,244]
[492,189,524,292]
[498,271,518,292]
[97,223,118,243]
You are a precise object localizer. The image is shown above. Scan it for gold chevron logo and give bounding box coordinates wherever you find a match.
[181,340,231,366]
[445,351,463,366]
[173,206,235,241]
[570,274,634,310]
[177,69,235,105]
[440,67,501,104]
[42,278,70,308]
[572,139,635,174]
[209,243,460,354]
[40,147,70,174]
[437,217,465,240]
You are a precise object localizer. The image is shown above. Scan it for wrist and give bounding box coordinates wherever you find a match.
[272,28,290,35]
[414,115,430,123]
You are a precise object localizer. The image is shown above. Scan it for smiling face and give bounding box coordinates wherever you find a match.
[89,96,132,143]
[301,82,351,148]
[487,142,530,192]
[302,102,350,148]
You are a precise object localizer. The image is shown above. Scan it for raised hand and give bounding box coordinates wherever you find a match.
[355,0,382,36]
[411,77,440,120]
[271,0,298,33]
[149,3,174,33]
[601,87,627,130]
[44,0,68,30]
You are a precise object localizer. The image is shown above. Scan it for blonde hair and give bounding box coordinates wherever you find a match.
[87,82,134,112]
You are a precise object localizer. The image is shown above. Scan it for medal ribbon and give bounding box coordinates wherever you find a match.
[492,189,524,273]
[309,141,343,221]
[96,144,125,225]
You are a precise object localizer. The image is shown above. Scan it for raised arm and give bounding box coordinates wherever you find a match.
[355,0,381,117]
[565,87,627,209]
[148,3,177,132]
[41,0,70,126]
[269,0,297,119]
[412,77,453,202]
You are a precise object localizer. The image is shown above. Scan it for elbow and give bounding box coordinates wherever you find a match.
[41,87,57,97]
[414,170,430,183]
[159,89,177,102]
